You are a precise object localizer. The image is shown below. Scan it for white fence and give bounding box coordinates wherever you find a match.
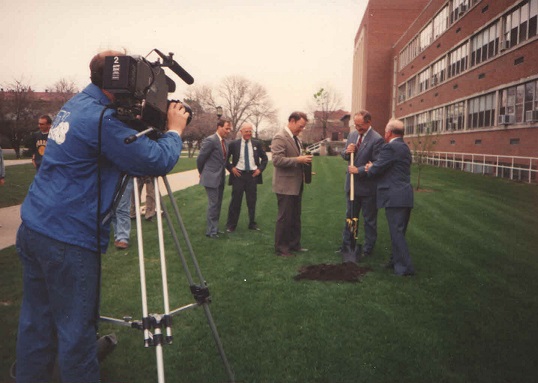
[413,151,538,184]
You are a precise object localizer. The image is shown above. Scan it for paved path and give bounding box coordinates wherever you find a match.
[0,169,201,251]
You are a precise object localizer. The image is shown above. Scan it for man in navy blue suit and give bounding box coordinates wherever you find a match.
[353,118,415,276]
[339,110,384,257]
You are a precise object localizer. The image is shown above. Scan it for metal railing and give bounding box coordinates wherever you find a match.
[413,151,537,184]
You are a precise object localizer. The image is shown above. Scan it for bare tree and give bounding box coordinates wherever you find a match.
[250,101,278,138]
[181,98,218,157]
[411,125,439,191]
[186,76,276,137]
[47,78,79,104]
[312,87,343,140]
[0,78,36,158]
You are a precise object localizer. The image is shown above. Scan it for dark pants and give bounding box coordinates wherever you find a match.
[275,192,302,254]
[385,207,414,275]
[226,171,258,229]
[205,183,225,236]
[16,224,100,383]
[341,194,378,253]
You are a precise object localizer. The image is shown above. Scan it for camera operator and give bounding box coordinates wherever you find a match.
[15,50,189,383]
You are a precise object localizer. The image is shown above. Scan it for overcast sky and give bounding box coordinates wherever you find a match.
[0,0,368,127]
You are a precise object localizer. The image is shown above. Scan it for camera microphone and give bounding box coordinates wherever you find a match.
[154,49,194,85]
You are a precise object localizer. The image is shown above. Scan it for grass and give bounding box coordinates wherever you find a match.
[1,158,538,382]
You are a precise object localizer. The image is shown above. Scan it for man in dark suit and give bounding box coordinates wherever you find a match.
[340,110,384,257]
[271,111,313,257]
[355,119,415,276]
[197,118,232,238]
[225,122,269,232]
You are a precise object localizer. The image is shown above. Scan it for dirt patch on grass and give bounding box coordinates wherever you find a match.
[294,262,372,282]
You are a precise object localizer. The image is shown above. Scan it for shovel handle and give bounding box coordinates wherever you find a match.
[350,152,354,202]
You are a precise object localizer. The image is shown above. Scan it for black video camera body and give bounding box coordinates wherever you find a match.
[102,50,193,133]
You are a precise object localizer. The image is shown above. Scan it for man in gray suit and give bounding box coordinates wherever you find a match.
[197,118,232,238]
[355,119,415,276]
[340,110,384,257]
[271,111,312,257]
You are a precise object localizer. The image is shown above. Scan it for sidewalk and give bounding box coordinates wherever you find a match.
[0,169,201,251]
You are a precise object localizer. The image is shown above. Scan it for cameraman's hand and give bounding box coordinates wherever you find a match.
[167,102,189,136]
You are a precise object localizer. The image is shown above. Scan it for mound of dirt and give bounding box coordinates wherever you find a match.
[294,262,372,282]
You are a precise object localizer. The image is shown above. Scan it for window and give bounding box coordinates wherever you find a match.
[445,101,465,130]
[418,69,430,93]
[420,22,433,51]
[433,6,449,38]
[430,108,443,132]
[499,80,538,123]
[467,93,495,129]
[398,84,406,103]
[475,139,482,144]
[504,0,538,49]
[407,77,417,99]
[471,22,499,66]
[404,116,415,135]
[432,57,447,84]
[448,42,469,78]
[417,112,429,134]
[451,0,470,24]
[510,138,520,145]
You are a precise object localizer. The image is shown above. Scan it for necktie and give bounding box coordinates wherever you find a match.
[244,140,250,171]
[293,136,301,152]
[221,139,226,159]
[357,134,364,146]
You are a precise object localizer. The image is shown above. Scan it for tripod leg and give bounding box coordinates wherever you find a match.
[154,178,172,343]
[160,175,235,383]
[133,179,151,347]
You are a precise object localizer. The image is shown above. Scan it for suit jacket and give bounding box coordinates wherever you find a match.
[342,127,384,196]
[361,137,414,209]
[197,133,229,188]
[271,129,304,196]
[227,138,269,185]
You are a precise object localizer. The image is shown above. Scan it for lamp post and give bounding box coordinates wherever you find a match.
[216,106,223,119]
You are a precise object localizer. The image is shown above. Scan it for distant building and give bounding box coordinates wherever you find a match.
[305,109,350,144]
[352,0,538,177]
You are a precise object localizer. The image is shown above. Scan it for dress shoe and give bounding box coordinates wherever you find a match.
[248,224,260,231]
[226,227,235,233]
[114,241,129,250]
[276,251,294,257]
[394,271,415,277]
[384,262,395,270]
[206,234,219,239]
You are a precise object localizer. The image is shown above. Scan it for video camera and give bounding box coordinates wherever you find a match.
[102,49,194,134]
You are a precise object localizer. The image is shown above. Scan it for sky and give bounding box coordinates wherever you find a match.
[0,0,368,128]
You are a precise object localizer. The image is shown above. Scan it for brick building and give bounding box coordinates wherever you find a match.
[351,0,538,164]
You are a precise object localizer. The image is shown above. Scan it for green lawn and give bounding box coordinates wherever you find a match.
[1,158,538,382]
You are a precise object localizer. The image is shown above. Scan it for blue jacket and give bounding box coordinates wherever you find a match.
[21,84,183,252]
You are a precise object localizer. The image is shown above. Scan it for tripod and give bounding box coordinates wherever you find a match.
[101,176,235,383]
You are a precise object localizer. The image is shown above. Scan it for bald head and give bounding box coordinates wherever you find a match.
[240,122,254,140]
[89,50,126,87]
[386,119,405,136]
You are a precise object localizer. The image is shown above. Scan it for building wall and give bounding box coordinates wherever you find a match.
[351,0,429,131]
[352,0,538,160]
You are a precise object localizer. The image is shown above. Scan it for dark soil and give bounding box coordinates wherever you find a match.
[294,262,372,282]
